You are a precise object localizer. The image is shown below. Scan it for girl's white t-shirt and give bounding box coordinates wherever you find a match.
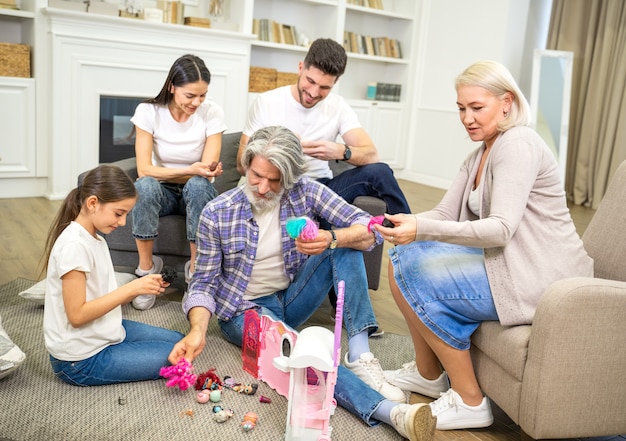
[131,100,227,169]
[43,221,124,361]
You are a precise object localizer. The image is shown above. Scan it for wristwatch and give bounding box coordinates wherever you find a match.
[342,144,352,161]
[328,230,338,249]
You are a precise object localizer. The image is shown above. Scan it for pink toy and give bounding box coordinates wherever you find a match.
[283,280,345,441]
[286,216,319,240]
[160,359,197,391]
[368,215,394,232]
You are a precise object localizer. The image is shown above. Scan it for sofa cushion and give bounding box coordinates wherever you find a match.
[214,131,242,194]
[471,320,531,382]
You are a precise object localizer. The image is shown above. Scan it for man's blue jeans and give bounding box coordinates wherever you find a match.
[49,320,183,386]
[321,162,411,215]
[132,176,218,242]
[218,248,386,426]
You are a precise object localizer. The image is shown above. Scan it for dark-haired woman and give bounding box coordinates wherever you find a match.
[130,54,226,310]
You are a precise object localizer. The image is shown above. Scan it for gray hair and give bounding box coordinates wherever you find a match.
[240,126,307,189]
[455,60,530,131]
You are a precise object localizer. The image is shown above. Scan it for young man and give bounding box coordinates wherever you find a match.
[170,126,436,441]
[237,38,411,216]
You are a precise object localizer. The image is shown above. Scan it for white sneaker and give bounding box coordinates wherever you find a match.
[428,388,493,430]
[344,352,406,403]
[0,316,26,379]
[384,361,449,399]
[390,403,437,441]
[132,256,164,311]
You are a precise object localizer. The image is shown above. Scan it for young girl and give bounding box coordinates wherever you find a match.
[130,54,227,310]
[42,164,184,386]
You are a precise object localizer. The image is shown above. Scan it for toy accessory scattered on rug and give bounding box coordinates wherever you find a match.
[283,280,345,441]
[159,359,197,391]
[367,215,395,232]
[286,216,319,240]
[241,411,259,432]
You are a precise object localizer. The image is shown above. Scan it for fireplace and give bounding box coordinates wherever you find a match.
[99,96,146,163]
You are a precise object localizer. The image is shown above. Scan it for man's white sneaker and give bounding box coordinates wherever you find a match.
[390,403,437,441]
[132,256,164,311]
[428,388,493,430]
[344,352,406,403]
[384,361,449,399]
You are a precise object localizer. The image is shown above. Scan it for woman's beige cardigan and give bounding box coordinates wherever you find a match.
[415,126,593,326]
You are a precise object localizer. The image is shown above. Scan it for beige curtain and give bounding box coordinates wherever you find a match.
[548,0,626,208]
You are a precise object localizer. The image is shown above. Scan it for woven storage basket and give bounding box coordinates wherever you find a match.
[0,43,31,78]
[249,66,277,93]
[276,72,298,87]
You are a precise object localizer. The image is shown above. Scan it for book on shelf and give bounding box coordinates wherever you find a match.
[254,18,300,47]
[347,0,383,9]
[371,82,401,102]
[343,32,403,59]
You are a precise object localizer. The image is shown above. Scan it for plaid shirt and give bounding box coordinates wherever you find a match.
[183,176,380,321]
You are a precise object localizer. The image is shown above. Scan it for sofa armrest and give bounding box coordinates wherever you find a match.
[77,157,138,186]
[519,277,626,438]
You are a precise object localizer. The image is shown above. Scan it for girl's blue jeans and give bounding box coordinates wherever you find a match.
[132,176,218,242]
[218,248,386,426]
[49,320,183,386]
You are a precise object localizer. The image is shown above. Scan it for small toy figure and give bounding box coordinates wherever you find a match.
[159,359,197,391]
[286,216,319,240]
[195,368,223,391]
[241,411,258,432]
[213,408,234,423]
[232,383,258,395]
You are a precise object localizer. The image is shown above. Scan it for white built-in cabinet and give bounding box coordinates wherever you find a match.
[0,0,36,181]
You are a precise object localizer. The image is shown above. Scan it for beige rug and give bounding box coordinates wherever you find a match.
[0,278,416,441]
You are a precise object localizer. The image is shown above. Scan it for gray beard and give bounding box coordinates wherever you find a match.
[243,181,283,213]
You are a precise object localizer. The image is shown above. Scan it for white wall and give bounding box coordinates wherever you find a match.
[398,0,552,190]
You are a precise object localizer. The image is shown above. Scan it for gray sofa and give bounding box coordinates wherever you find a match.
[470,160,626,439]
[98,132,386,289]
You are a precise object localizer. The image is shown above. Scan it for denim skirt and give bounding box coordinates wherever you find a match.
[389,241,498,350]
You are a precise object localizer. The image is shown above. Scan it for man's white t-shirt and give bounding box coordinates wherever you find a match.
[243,86,361,179]
[131,100,227,169]
[244,203,290,300]
[43,222,124,361]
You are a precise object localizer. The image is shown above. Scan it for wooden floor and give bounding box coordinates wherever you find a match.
[1,180,622,441]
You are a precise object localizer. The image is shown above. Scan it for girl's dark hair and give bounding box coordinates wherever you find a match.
[40,164,137,276]
[146,54,211,106]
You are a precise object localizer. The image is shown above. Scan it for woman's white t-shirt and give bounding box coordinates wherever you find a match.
[43,222,124,361]
[131,100,227,169]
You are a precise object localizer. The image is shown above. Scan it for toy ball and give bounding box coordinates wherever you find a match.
[286,216,319,240]
[196,390,211,404]
[209,389,222,402]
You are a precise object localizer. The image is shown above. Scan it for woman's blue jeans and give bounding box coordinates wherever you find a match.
[49,320,183,386]
[132,176,218,242]
[218,248,386,426]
